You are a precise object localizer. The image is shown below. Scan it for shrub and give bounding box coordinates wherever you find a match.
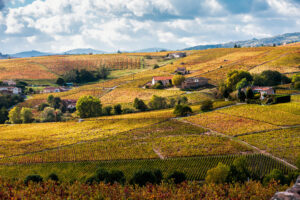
[24,175,43,185]
[8,106,22,124]
[294,81,300,89]
[272,95,291,104]
[130,170,157,186]
[148,95,168,110]
[153,169,163,184]
[263,169,285,185]
[168,171,186,184]
[95,168,110,182]
[38,103,49,111]
[173,104,192,117]
[76,96,102,118]
[246,88,254,99]
[205,163,230,184]
[20,107,33,123]
[41,107,62,122]
[122,108,135,114]
[103,106,112,116]
[201,100,213,112]
[106,170,125,185]
[47,173,59,182]
[113,104,122,115]
[56,77,65,86]
[153,82,164,89]
[172,75,185,87]
[238,90,246,102]
[153,64,159,69]
[133,98,148,111]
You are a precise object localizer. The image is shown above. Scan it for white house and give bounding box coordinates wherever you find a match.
[152,76,173,87]
[0,87,21,94]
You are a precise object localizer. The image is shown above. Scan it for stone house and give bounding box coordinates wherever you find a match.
[152,76,173,87]
[181,77,209,89]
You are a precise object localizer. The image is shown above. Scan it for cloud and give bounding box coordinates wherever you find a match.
[0,0,299,54]
[0,0,5,10]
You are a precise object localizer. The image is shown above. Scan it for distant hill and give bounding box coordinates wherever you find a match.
[64,48,106,55]
[184,32,300,50]
[132,48,170,53]
[0,52,10,59]
[11,50,53,58]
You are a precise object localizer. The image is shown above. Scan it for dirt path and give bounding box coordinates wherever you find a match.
[178,119,298,170]
[153,148,165,160]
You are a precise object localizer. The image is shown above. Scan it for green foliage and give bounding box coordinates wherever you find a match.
[236,78,249,90]
[38,103,49,111]
[172,75,185,87]
[106,170,125,185]
[47,173,59,182]
[226,70,253,92]
[113,104,122,115]
[133,98,148,111]
[0,107,8,124]
[205,162,230,184]
[102,106,113,116]
[263,169,285,185]
[20,107,33,123]
[56,77,65,86]
[63,68,110,84]
[148,95,168,110]
[227,157,250,183]
[47,95,54,105]
[130,170,161,186]
[238,90,246,102]
[173,104,192,117]
[294,81,300,89]
[0,94,24,109]
[246,88,254,99]
[153,64,159,69]
[41,107,62,122]
[153,82,164,89]
[168,171,186,184]
[291,74,300,83]
[177,96,188,105]
[201,100,213,112]
[9,106,22,124]
[24,175,43,185]
[76,96,102,118]
[253,70,291,86]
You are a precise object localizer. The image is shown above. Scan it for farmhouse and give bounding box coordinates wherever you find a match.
[43,87,70,93]
[152,76,173,87]
[168,52,186,59]
[0,87,21,94]
[175,67,189,75]
[251,86,275,99]
[2,80,16,86]
[63,99,77,109]
[181,77,209,89]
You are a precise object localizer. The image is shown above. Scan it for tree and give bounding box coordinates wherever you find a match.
[263,169,285,185]
[9,106,22,124]
[177,96,188,105]
[201,100,213,112]
[113,104,122,115]
[246,87,254,99]
[0,107,8,124]
[295,82,300,90]
[168,171,186,184]
[261,70,283,86]
[96,67,110,79]
[238,90,246,102]
[172,75,185,87]
[106,170,125,185]
[227,157,250,183]
[236,78,249,90]
[205,162,230,184]
[148,95,168,110]
[20,107,33,123]
[173,104,192,117]
[153,64,159,69]
[47,95,54,105]
[41,107,59,122]
[226,70,253,92]
[133,98,148,111]
[76,96,102,118]
[24,175,43,185]
[103,106,112,116]
[56,77,65,86]
[130,170,157,186]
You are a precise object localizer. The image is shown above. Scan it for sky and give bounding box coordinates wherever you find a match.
[0,0,299,54]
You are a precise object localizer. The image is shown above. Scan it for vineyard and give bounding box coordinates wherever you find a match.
[0,120,251,164]
[0,178,288,199]
[239,128,300,164]
[0,154,293,182]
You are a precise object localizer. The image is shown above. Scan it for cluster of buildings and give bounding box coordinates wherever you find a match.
[0,80,21,95]
[43,87,71,93]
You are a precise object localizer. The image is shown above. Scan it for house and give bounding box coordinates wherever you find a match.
[0,87,21,94]
[175,67,189,75]
[181,77,209,89]
[152,76,173,87]
[2,80,16,86]
[168,52,186,59]
[43,87,70,93]
[251,86,275,99]
[63,99,77,109]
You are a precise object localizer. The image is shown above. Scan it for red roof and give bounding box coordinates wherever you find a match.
[153,76,173,81]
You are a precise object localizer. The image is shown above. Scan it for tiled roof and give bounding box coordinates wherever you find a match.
[153,76,173,81]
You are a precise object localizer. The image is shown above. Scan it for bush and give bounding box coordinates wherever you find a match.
[238,90,246,102]
[133,98,148,111]
[153,82,164,89]
[95,168,110,182]
[47,173,59,182]
[201,100,213,112]
[130,170,157,186]
[24,175,43,185]
[172,75,185,87]
[272,95,291,104]
[56,77,65,86]
[38,103,49,111]
[153,169,163,184]
[103,106,112,116]
[168,171,186,184]
[153,64,159,69]
[263,169,285,185]
[246,87,254,99]
[173,104,192,117]
[205,163,230,184]
[294,81,300,89]
[21,107,33,123]
[148,95,168,110]
[113,104,122,115]
[122,108,135,114]
[76,96,102,118]
[106,170,125,185]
